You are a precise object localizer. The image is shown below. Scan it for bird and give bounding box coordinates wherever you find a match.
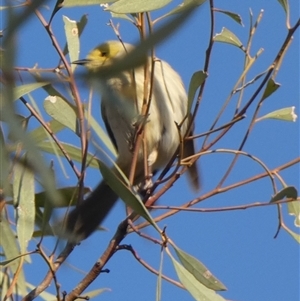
[65,40,200,241]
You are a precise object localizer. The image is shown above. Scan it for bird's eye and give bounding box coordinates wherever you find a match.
[100,52,107,57]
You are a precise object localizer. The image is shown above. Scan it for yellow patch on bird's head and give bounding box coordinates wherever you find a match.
[85,40,132,71]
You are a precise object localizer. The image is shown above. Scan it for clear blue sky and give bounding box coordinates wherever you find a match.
[7,0,299,300]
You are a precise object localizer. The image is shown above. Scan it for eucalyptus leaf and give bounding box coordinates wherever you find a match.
[13,161,35,253]
[63,15,80,69]
[256,107,297,122]
[169,254,226,301]
[37,141,100,169]
[214,27,244,49]
[173,245,227,291]
[44,95,78,134]
[187,70,207,112]
[270,186,297,203]
[99,160,159,231]
[261,78,280,101]
[63,0,115,7]
[107,0,172,14]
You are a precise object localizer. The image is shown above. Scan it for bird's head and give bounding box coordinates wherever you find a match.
[73,40,133,71]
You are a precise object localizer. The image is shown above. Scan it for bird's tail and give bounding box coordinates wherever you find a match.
[64,181,119,241]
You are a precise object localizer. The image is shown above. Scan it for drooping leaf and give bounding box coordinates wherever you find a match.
[169,254,226,301]
[215,9,243,26]
[287,200,300,228]
[0,213,27,295]
[173,245,227,291]
[37,141,100,169]
[107,0,172,14]
[63,0,115,7]
[187,70,207,112]
[44,95,78,134]
[161,0,207,18]
[285,227,300,243]
[63,15,80,69]
[29,119,65,143]
[214,27,244,49]
[261,78,280,101]
[256,106,297,122]
[99,160,160,231]
[35,186,91,208]
[277,0,289,15]
[13,161,35,253]
[12,82,49,101]
[270,186,297,203]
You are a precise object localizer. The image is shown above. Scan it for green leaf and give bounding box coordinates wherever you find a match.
[0,125,10,195]
[173,245,226,291]
[99,161,160,231]
[0,212,27,295]
[285,227,300,243]
[214,27,244,49]
[169,254,226,301]
[287,199,300,227]
[84,289,111,298]
[270,186,298,203]
[44,95,78,134]
[277,0,289,15]
[261,78,280,101]
[13,161,35,253]
[29,119,65,142]
[162,0,207,18]
[215,9,243,26]
[256,106,297,122]
[187,70,207,112]
[87,112,118,157]
[26,282,58,300]
[63,0,115,7]
[107,0,172,13]
[156,249,164,301]
[63,15,80,70]
[37,141,100,169]
[12,82,49,101]
[35,186,91,208]
[0,253,28,267]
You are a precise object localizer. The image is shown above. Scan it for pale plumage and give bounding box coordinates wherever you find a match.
[66,41,199,240]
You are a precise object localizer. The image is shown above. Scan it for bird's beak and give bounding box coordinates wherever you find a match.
[72,59,90,65]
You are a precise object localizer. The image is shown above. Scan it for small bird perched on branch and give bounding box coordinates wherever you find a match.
[66,40,200,241]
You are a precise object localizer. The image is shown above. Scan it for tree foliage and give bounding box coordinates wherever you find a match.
[0,0,299,300]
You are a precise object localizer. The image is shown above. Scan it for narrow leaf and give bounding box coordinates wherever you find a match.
[12,82,49,101]
[285,227,300,243]
[0,213,27,295]
[261,78,280,101]
[287,200,300,227]
[63,15,80,70]
[63,0,115,7]
[270,186,297,203]
[173,245,226,291]
[99,161,160,231]
[169,254,226,301]
[187,70,207,112]
[162,0,207,18]
[44,95,78,134]
[107,0,172,14]
[30,119,65,142]
[214,27,244,49]
[277,0,289,15]
[256,106,297,122]
[13,161,35,253]
[37,141,100,168]
[215,9,243,26]
[35,186,91,208]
